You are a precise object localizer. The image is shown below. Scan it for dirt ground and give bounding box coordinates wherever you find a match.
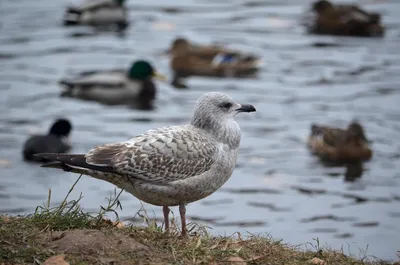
[39,229,150,264]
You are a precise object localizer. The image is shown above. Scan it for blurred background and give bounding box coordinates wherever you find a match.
[0,0,399,261]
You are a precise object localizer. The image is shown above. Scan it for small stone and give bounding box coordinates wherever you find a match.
[227,256,247,265]
[308,257,326,265]
[43,255,70,265]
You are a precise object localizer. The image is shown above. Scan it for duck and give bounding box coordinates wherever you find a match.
[23,119,73,162]
[307,120,372,162]
[59,60,166,110]
[169,38,262,88]
[63,0,128,30]
[304,0,384,37]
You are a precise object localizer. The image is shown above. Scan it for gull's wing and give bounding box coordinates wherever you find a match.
[85,125,218,184]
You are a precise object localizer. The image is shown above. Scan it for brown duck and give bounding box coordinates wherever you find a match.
[169,38,262,88]
[307,121,372,162]
[305,0,384,37]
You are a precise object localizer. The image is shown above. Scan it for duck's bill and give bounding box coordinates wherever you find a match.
[153,71,168,81]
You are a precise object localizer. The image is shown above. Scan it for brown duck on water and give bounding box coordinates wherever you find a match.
[305,0,384,37]
[307,120,373,162]
[169,38,262,88]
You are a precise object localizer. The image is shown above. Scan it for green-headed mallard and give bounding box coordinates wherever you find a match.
[23,119,73,162]
[59,60,166,110]
[169,38,262,88]
[63,0,128,29]
[304,0,384,37]
[307,120,372,162]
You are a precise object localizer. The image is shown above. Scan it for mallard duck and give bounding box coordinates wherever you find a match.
[304,0,384,37]
[307,121,372,162]
[59,60,166,110]
[63,0,128,29]
[23,119,72,162]
[169,38,262,88]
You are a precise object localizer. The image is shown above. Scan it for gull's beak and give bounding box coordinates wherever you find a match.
[236,104,256,113]
[152,71,168,81]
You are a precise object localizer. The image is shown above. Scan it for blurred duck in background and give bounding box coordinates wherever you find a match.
[23,119,73,162]
[303,0,384,37]
[59,60,166,110]
[169,37,262,88]
[307,120,372,163]
[63,0,128,30]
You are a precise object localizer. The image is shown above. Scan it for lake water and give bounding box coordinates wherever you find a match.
[1,0,399,261]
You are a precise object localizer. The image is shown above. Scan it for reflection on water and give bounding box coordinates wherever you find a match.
[1,0,400,261]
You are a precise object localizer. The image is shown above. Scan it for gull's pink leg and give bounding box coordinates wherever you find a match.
[163,206,170,232]
[179,204,187,236]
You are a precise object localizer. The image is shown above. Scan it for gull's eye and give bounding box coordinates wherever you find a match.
[219,102,232,109]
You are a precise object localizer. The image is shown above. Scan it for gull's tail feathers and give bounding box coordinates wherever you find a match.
[34,153,116,174]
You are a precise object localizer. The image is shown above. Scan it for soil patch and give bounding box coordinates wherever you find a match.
[39,229,149,263]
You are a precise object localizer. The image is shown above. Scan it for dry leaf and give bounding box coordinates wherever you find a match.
[1,216,12,223]
[195,237,202,249]
[210,242,220,249]
[227,256,247,265]
[308,257,326,265]
[43,255,70,265]
[247,255,266,261]
[114,221,124,228]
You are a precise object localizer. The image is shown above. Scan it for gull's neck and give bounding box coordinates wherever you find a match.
[191,115,241,149]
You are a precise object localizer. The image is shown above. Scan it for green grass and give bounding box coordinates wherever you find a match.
[0,175,395,265]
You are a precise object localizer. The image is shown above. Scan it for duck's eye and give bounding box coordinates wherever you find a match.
[220,102,232,109]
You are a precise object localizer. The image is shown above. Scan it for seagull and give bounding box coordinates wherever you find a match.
[34,92,256,236]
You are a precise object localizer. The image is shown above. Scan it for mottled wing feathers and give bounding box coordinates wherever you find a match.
[311,124,347,147]
[321,127,347,147]
[308,123,372,162]
[85,125,218,184]
[85,143,127,166]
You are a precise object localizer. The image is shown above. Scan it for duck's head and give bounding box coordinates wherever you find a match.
[312,0,333,13]
[310,124,322,135]
[49,119,72,137]
[170,38,191,55]
[128,60,167,81]
[369,13,381,24]
[347,121,368,142]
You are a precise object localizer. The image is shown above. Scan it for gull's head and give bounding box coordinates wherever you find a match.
[191,92,256,130]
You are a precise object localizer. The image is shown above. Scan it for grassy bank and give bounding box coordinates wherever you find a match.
[0,177,396,265]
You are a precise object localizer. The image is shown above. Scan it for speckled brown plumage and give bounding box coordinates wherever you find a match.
[307,121,373,162]
[305,0,384,37]
[169,38,262,88]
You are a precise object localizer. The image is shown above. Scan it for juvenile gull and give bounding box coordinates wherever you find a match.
[35,92,256,235]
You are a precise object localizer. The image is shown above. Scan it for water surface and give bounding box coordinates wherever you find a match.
[1,0,400,261]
